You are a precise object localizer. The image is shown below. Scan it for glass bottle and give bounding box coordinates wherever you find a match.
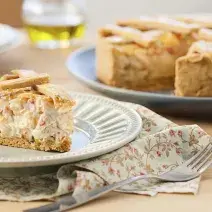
[22,0,86,49]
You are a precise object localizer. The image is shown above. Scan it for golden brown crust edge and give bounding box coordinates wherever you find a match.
[117,17,200,34]
[0,137,71,152]
[35,84,76,106]
[175,52,212,97]
[0,73,50,91]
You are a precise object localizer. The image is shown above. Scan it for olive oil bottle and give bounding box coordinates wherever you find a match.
[22,0,86,49]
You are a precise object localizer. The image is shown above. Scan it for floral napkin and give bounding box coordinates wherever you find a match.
[0,102,211,201]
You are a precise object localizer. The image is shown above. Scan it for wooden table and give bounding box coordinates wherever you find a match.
[1,40,212,212]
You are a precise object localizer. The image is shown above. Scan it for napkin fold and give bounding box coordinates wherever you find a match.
[0,102,211,201]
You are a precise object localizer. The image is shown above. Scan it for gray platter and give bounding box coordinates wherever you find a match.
[66,46,212,117]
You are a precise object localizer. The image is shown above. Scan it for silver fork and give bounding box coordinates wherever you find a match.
[24,142,212,212]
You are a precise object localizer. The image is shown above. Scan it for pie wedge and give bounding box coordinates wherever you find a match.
[175,40,212,96]
[0,70,75,152]
[96,16,199,91]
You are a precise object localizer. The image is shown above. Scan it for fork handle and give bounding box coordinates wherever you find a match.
[86,174,152,198]
[24,175,153,212]
[63,174,152,211]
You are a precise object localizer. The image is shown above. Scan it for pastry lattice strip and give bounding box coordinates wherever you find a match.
[117,16,200,34]
[174,15,212,28]
[198,28,212,41]
[99,24,164,47]
[0,70,50,90]
[0,70,75,105]
[188,40,212,55]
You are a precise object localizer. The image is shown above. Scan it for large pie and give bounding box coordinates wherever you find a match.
[96,16,199,91]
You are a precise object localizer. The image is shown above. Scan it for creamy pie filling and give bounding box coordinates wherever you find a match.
[0,91,73,145]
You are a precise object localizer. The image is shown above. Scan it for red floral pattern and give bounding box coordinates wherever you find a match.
[0,103,208,201]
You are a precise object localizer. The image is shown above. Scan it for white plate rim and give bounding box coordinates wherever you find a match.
[0,92,142,168]
[0,24,24,54]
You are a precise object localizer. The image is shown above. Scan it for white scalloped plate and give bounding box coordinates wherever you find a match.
[0,24,24,54]
[0,92,142,168]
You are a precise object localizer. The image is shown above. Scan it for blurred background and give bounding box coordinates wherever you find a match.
[1,0,212,116]
[1,0,212,35]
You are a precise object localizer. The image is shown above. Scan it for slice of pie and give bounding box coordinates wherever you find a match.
[96,16,199,91]
[0,70,75,152]
[175,40,212,96]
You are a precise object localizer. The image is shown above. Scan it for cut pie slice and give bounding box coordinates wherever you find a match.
[175,40,212,97]
[0,70,75,152]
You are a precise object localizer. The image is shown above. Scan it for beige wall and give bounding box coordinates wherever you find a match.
[0,0,22,27]
[1,0,212,30]
[86,0,212,34]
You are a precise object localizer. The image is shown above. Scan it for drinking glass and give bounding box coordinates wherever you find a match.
[22,0,86,49]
